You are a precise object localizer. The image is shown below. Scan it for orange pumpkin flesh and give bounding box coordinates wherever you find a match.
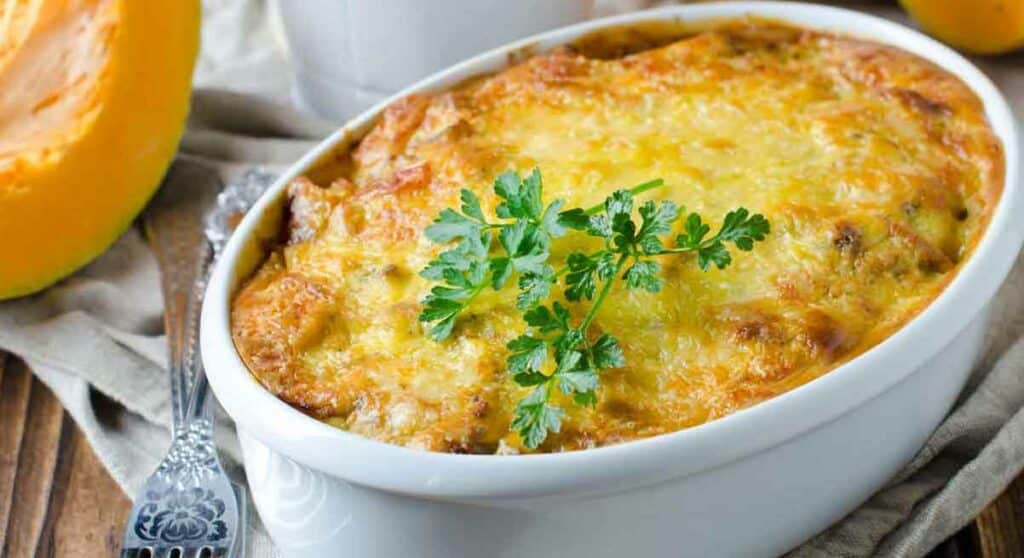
[0,0,199,298]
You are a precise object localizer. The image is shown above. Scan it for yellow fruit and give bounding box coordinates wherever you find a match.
[901,0,1024,54]
[0,0,200,298]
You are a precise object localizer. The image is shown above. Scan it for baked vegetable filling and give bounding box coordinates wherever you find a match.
[230,22,1003,454]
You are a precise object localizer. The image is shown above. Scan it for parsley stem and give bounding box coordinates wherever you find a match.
[580,253,630,331]
[657,234,723,255]
[582,178,664,216]
[466,281,488,304]
[654,246,698,255]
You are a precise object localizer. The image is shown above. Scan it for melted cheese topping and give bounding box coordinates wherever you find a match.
[231,23,1003,454]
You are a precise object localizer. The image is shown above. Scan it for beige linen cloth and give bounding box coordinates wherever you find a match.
[1,1,1023,556]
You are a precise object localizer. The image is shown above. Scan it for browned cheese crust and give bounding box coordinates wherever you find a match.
[231,22,1004,454]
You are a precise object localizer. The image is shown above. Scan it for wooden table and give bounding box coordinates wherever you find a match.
[0,357,128,556]
[2,4,1024,556]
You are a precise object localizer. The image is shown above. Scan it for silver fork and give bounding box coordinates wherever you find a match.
[120,165,273,558]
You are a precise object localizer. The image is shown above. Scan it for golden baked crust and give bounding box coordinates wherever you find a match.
[231,22,1003,454]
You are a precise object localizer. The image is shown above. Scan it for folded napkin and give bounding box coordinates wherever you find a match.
[1,1,1022,556]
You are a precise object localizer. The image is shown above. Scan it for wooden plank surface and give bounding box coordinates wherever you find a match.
[975,474,1024,558]
[0,356,130,557]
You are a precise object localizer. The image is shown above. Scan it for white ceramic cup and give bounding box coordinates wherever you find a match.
[271,0,595,121]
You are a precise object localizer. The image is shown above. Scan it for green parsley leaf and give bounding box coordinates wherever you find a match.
[564,253,599,302]
[676,208,769,270]
[495,168,544,220]
[511,387,564,448]
[419,228,491,341]
[441,267,473,289]
[419,246,471,280]
[554,328,584,359]
[459,188,486,222]
[523,304,569,334]
[623,260,663,292]
[424,209,482,244]
[418,258,488,341]
[553,349,583,375]
[468,231,491,258]
[557,368,599,398]
[540,199,567,239]
[586,214,613,239]
[498,219,527,255]
[591,334,625,368]
[512,251,550,275]
[499,219,552,275]
[490,257,512,289]
[418,295,463,322]
[572,390,598,407]
[517,266,555,310]
[638,200,680,238]
[675,212,711,250]
[557,210,614,239]
[507,335,548,374]
[556,207,590,231]
[697,241,731,271]
[716,208,771,250]
[513,371,550,387]
[551,351,599,407]
[564,251,615,301]
[426,315,457,342]
[637,200,680,254]
[494,171,523,219]
[521,168,545,219]
[606,190,635,237]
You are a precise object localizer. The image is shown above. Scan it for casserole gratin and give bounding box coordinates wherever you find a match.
[230,21,1003,454]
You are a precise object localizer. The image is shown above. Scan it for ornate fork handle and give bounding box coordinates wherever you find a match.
[122,164,274,557]
[146,165,276,480]
[144,163,219,437]
[145,165,275,449]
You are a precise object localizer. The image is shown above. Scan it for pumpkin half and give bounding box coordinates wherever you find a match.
[901,0,1024,54]
[0,0,200,298]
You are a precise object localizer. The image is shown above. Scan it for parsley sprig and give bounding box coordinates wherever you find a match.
[419,169,770,449]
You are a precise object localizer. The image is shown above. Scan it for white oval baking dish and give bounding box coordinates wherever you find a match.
[200,3,1023,557]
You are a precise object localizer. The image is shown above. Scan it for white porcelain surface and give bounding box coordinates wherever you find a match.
[272,0,595,120]
[202,3,1023,557]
